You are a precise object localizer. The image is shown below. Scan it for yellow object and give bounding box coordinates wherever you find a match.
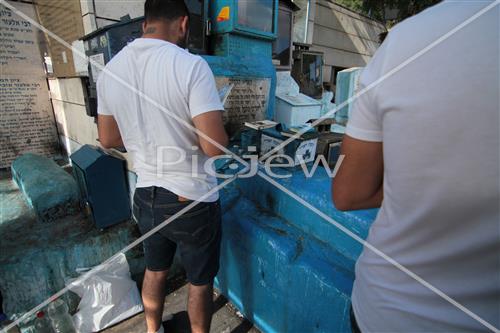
[217,6,230,22]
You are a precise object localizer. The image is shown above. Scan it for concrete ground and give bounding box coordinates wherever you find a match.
[103,284,260,333]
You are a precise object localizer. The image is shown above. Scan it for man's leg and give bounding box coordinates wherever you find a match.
[134,187,178,332]
[165,199,222,333]
[142,269,169,333]
[187,283,213,333]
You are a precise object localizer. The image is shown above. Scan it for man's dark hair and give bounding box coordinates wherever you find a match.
[144,0,190,22]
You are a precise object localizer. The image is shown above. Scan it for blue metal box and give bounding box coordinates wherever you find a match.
[260,126,318,166]
[70,145,130,228]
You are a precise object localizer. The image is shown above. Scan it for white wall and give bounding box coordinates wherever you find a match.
[80,0,144,35]
[49,78,97,154]
[310,0,386,81]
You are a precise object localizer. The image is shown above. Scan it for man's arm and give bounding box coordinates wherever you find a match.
[332,135,383,211]
[332,31,391,211]
[188,57,228,157]
[192,111,228,157]
[97,114,124,149]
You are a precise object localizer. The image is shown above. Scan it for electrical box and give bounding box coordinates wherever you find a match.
[81,0,208,117]
[82,16,144,117]
[307,118,343,167]
[317,132,343,166]
[70,145,130,229]
[211,0,278,39]
[291,43,324,99]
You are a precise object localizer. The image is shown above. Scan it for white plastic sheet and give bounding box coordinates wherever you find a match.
[276,71,300,97]
[67,254,143,332]
[320,91,336,117]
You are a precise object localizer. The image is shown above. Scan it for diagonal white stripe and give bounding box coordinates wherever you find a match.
[256,171,500,333]
[1,171,244,332]
[1,1,498,332]
[0,3,252,331]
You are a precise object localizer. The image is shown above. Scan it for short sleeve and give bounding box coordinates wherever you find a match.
[188,58,224,118]
[345,38,390,143]
[96,75,113,116]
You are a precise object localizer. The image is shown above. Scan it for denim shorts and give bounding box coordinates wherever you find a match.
[132,186,222,286]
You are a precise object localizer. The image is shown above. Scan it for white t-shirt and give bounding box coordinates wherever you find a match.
[347,1,499,332]
[97,38,223,202]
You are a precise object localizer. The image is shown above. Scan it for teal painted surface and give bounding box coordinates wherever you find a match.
[213,34,273,58]
[210,0,234,35]
[210,0,278,40]
[0,173,145,316]
[205,3,375,329]
[215,166,378,333]
[11,154,80,222]
[207,0,278,125]
[70,145,131,228]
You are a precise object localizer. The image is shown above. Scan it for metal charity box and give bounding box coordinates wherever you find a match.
[260,126,318,167]
[70,145,131,228]
[274,93,322,127]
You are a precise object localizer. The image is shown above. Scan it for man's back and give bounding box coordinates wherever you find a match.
[348,1,499,331]
[97,38,223,202]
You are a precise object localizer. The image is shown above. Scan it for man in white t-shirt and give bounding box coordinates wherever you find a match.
[333,1,499,332]
[97,1,228,333]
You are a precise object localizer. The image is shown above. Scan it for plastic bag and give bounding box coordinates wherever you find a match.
[67,254,143,332]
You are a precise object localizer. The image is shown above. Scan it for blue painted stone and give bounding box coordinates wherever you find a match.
[215,167,378,333]
[11,154,80,222]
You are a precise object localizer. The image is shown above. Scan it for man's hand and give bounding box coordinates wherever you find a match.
[192,111,228,157]
[332,135,383,211]
[97,114,124,149]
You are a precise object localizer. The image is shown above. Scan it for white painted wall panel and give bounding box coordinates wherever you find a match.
[315,2,383,42]
[82,13,97,35]
[314,44,370,68]
[93,0,144,21]
[311,0,386,81]
[51,99,97,146]
[49,78,86,105]
[313,24,379,56]
[79,0,144,34]
[80,0,94,16]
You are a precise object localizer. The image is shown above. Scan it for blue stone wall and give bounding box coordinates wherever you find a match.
[215,167,378,332]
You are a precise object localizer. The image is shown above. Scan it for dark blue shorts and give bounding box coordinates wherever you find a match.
[133,186,222,286]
